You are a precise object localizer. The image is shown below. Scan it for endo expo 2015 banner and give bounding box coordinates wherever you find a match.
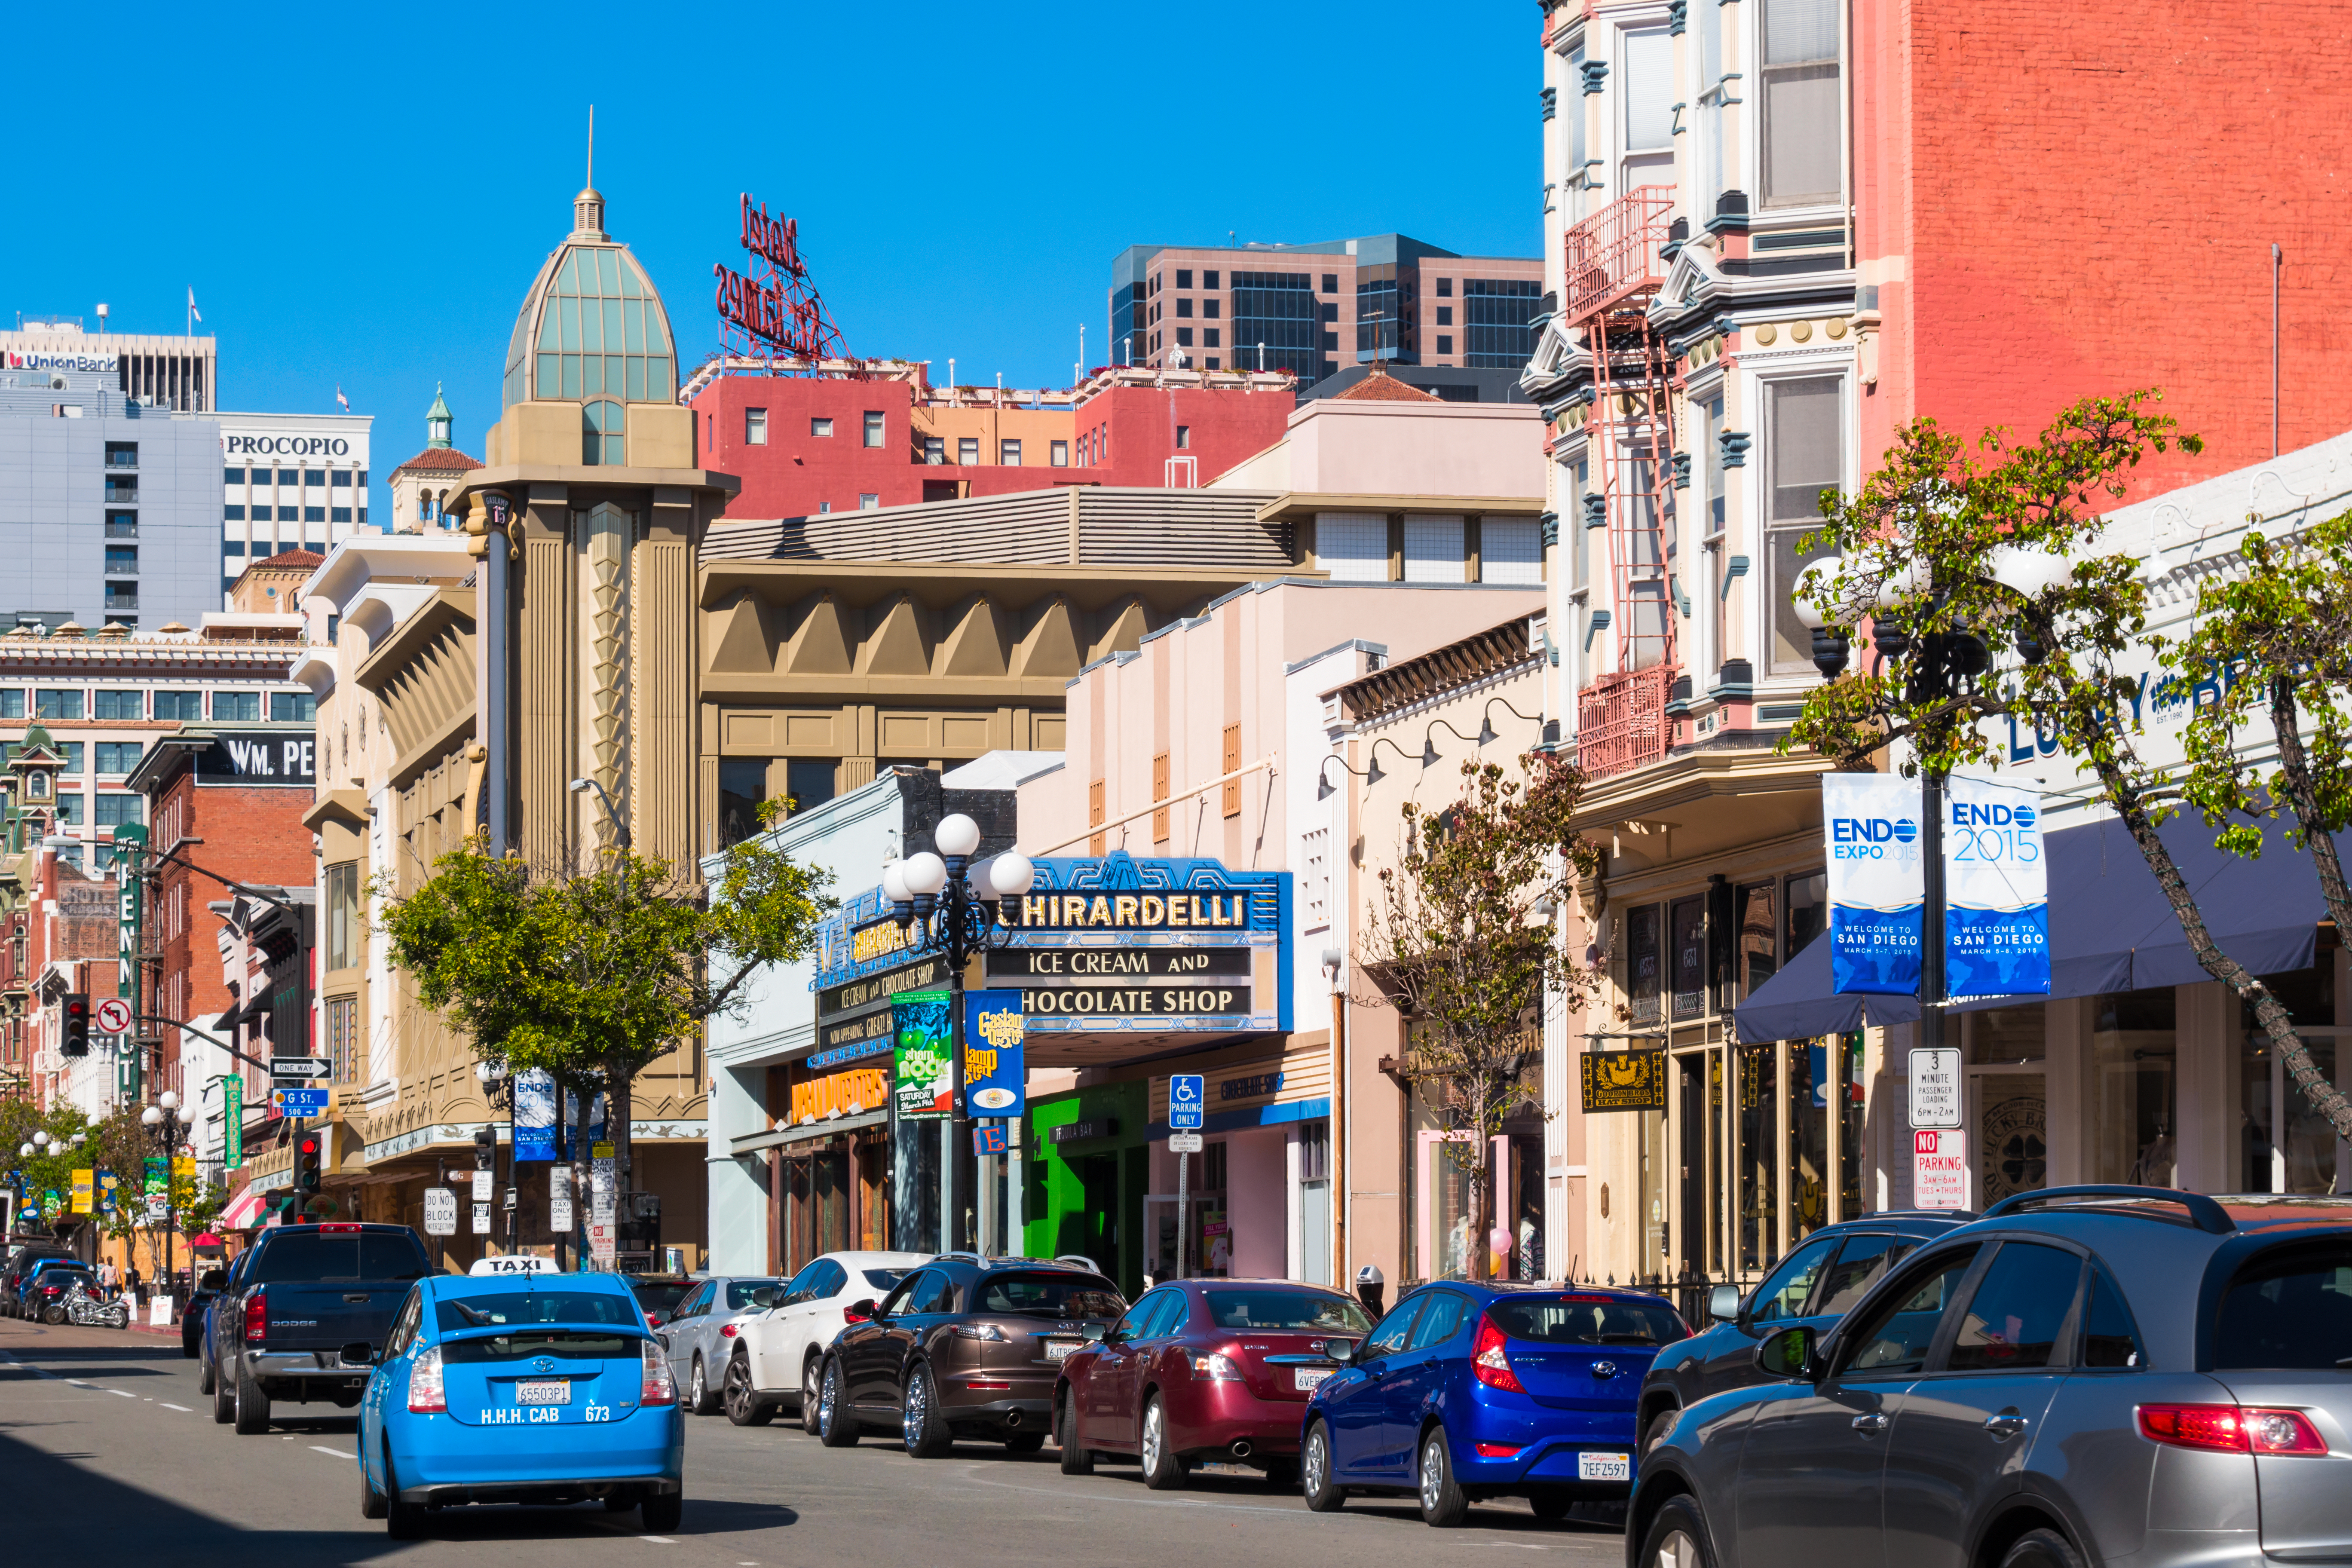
[1826,774,2048,998]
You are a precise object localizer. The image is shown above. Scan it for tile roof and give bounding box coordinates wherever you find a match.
[250,549,325,569]
[1332,369,1442,403]
[392,447,483,472]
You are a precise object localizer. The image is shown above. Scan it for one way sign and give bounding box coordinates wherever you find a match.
[271,1056,331,1080]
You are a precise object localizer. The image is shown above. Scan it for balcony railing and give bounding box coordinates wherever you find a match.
[1576,665,1677,781]
[1562,186,1677,325]
[103,455,138,470]
[103,485,138,503]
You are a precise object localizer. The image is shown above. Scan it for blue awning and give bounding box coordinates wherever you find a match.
[1731,814,2343,1043]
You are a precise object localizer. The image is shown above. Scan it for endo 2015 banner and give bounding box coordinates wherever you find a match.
[1825,773,1924,995]
[1943,775,2049,998]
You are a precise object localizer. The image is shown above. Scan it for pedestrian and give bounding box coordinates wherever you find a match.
[96,1259,117,1300]
[125,1264,142,1308]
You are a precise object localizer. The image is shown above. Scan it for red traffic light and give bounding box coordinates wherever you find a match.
[300,1137,318,1154]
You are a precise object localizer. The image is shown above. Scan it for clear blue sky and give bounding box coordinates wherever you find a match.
[13,3,1539,459]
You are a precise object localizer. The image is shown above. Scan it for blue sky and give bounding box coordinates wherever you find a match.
[12,3,1539,459]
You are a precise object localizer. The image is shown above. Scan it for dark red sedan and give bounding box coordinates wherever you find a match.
[1054,1277,1374,1488]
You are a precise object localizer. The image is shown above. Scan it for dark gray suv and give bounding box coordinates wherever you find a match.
[1631,1186,2352,1568]
[1638,1210,1977,1453]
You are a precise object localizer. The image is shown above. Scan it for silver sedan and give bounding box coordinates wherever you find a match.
[656,1275,783,1415]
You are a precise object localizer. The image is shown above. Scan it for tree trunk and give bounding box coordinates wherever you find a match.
[2263,675,2352,1139]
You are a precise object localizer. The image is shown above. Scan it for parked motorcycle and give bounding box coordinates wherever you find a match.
[52,1280,131,1329]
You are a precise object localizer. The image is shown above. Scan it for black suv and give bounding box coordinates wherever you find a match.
[816,1253,1127,1457]
[1636,1210,1976,1452]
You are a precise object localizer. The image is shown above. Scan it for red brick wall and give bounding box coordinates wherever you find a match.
[1857,0,2352,496]
[1073,383,1293,491]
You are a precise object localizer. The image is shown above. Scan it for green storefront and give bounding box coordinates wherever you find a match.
[1023,1083,1148,1297]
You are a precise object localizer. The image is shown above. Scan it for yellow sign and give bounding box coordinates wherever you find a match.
[172,1156,196,1182]
[70,1169,95,1214]
[591,1142,615,1158]
[792,1065,891,1124]
[1579,1049,1667,1114]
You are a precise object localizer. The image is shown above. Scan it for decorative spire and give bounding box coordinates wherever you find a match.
[571,104,606,240]
[426,383,453,450]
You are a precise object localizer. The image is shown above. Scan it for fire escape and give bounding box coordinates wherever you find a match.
[1564,186,1680,781]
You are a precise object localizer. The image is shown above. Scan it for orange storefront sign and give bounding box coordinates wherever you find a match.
[791,1065,891,1124]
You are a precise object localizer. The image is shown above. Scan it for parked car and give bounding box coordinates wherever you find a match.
[725,1251,927,1429]
[1629,1185,2352,1568]
[357,1268,684,1538]
[183,1264,232,1358]
[26,1264,98,1324]
[1300,1280,1690,1527]
[815,1253,1127,1456]
[1,1244,74,1317]
[652,1275,782,1415]
[197,1251,254,1397]
[1055,1277,1375,1487]
[207,1221,435,1433]
[626,1274,699,1329]
[1637,1210,1977,1454]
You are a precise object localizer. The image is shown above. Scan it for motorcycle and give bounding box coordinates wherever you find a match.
[52,1280,131,1330]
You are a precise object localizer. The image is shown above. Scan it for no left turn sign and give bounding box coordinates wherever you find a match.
[95,998,134,1035]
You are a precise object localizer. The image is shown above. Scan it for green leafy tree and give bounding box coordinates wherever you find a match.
[1784,390,2352,1143]
[1356,756,1596,1283]
[381,811,834,1230]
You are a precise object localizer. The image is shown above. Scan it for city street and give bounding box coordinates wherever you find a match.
[0,1316,1626,1565]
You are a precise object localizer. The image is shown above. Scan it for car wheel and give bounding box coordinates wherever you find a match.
[1301,1419,1344,1512]
[199,1357,214,1396]
[723,1351,774,1427]
[1057,1387,1094,1475]
[816,1357,858,1447]
[233,1363,271,1435]
[1140,1394,1185,1490]
[1638,1494,1717,1568]
[212,1362,235,1424]
[1999,1528,2085,1568]
[360,1444,389,1520]
[1004,1431,1046,1454]
[1418,1427,1468,1528]
[383,1449,427,1540]
[800,1356,824,1436]
[902,1362,951,1458]
[641,1490,683,1534]
[1642,1407,1678,1457]
[1528,1487,1574,1522]
[687,1356,711,1417]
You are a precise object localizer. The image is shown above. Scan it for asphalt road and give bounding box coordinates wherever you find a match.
[0,1316,1628,1567]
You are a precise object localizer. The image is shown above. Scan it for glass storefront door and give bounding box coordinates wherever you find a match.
[2089,989,2177,1185]
[1967,1006,2047,1209]
[2241,966,2345,1194]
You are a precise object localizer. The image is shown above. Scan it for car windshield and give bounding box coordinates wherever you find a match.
[862,1268,909,1291]
[2215,1248,2352,1369]
[435,1291,641,1331]
[629,1280,696,1312]
[441,1330,636,1363]
[43,1269,92,1285]
[246,1231,432,1284]
[725,1280,779,1311]
[1486,1293,1690,1345]
[1203,1289,1375,1333]
[977,1273,1127,1319]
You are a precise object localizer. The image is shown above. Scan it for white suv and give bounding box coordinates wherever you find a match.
[723,1250,929,1429]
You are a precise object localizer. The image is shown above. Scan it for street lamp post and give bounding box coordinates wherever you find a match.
[476,1060,517,1256]
[139,1090,185,1306]
[884,813,1033,1254]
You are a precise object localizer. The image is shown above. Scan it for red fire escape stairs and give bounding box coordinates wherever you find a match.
[1564,186,1681,782]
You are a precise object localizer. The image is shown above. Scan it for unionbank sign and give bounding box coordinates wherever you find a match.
[1824,774,2049,998]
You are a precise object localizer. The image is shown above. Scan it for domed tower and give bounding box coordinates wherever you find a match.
[434,185,737,872]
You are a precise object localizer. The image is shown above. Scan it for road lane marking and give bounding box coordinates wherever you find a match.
[311,1446,357,1459]
[160,1403,191,1412]
[106,1389,136,1398]
[640,1536,677,1544]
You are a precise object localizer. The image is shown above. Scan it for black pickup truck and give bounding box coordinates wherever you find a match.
[206,1222,434,1434]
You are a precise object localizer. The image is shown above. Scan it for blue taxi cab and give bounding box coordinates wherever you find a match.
[356,1267,685,1537]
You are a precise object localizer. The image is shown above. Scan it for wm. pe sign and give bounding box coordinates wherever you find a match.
[962,991,1026,1118]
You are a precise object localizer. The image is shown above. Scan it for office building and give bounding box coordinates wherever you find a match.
[217,410,373,590]
[0,315,217,412]
[1108,235,1545,387]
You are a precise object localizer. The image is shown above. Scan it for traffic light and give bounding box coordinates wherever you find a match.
[60,995,89,1058]
[473,1126,496,1171]
[291,1131,323,1197]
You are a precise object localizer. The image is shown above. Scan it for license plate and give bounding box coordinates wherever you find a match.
[1577,1451,1631,1482]
[1043,1339,1081,1362]
[515,1379,571,1406]
[1293,1369,1331,1393]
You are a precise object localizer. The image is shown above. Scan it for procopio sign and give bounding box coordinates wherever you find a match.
[221,434,353,457]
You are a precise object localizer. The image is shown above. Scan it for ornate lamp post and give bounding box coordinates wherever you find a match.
[140,1091,186,1302]
[884,812,1033,1254]
[476,1059,518,1255]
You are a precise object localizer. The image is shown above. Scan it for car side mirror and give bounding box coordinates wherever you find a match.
[1709,1284,1742,1324]
[1326,1338,1356,1364]
[200,1270,227,1292]
[748,1287,778,1310]
[1752,1325,1822,1382]
[1102,1324,1128,1345]
[845,1298,879,1324]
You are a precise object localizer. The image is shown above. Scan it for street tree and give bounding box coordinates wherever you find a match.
[1355,755,1595,1283]
[1784,390,2352,1142]
[381,809,834,1234]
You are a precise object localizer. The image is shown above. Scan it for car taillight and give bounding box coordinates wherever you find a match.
[1475,1442,1522,1458]
[244,1293,267,1343]
[408,1345,446,1413]
[318,1223,360,1233]
[952,1322,1006,1341]
[2139,1404,2328,1455]
[641,1338,677,1406]
[1473,1312,1525,1393]
[965,1379,1012,1391]
[1191,1351,1244,1381]
[842,1306,870,1324]
[720,1323,738,1338]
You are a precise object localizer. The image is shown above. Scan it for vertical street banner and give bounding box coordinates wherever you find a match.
[1823,773,1925,995]
[224,1077,243,1169]
[962,991,1026,1118]
[71,1169,94,1214]
[1943,775,2050,998]
[512,1069,558,1161]
[892,991,954,1120]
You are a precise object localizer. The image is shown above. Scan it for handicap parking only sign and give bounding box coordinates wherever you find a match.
[1169,1074,1204,1131]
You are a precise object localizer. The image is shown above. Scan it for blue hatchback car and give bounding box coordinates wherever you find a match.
[357,1271,685,1538]
[1299,1280,1689,1527]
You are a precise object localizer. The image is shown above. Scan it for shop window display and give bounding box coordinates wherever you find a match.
[1968,1006,2047,1206]
[2089,987,2178,1186]
[2242,966,2341,1194]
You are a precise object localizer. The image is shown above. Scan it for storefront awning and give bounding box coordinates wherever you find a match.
[732,1109,888,1156]
[1732,814,2347,1042]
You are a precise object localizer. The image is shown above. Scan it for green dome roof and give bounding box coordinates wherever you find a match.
[501,190,678,411]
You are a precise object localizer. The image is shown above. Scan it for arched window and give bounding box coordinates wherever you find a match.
[416,490,431,522]
[583,399,625,466]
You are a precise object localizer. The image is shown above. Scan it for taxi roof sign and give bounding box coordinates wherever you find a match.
[466,1255,561,1276]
